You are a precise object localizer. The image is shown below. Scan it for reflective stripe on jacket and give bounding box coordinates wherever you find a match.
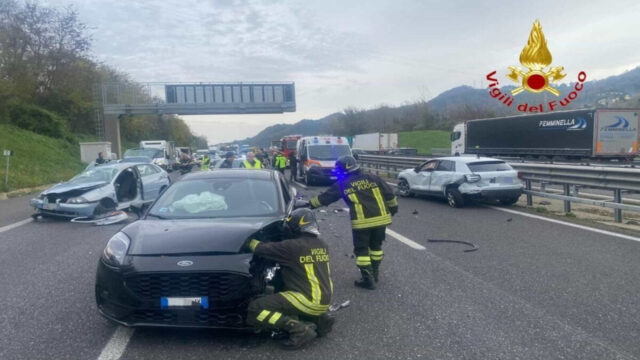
[309,172,398,230]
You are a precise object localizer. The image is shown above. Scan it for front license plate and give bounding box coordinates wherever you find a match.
[160,297,209,309]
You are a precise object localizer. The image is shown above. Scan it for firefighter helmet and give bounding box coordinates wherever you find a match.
[286,208,320,236]
[335,155,360,174]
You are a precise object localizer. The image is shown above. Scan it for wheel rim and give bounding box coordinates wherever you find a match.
[398,180,409,195]
[447,192,455,207]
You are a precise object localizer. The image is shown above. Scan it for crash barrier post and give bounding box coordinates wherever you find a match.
[3,150,13,187]
[526,180,533,206]
[358,154,640,223]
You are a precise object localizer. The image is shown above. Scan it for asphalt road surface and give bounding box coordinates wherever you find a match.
[1,170,640,359]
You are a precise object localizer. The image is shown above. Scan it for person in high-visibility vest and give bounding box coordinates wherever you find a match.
[246,208,334,349]
[201,154,211,171]
[242,152,262,169]
[309,156,398,290]
[274,152,287,174]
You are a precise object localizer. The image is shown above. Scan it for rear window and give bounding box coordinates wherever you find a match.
[467,161,512,172]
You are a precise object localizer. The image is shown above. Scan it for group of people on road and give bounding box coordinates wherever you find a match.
[199,148,293,173]
[246,155,399,349]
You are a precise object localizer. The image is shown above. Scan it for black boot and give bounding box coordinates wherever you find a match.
[280,319,317,349]
[371,260,381,282]
[354,268,376,290]
[315,312,335,337]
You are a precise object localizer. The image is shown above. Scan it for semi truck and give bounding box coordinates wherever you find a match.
[451,109,639,161]
[352,133,398,152]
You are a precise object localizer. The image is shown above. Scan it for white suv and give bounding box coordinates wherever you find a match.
[397,157,523,208]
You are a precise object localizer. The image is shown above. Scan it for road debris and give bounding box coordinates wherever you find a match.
[427,239,479,252]
[70,211,129,225]
[329,300,351,312]
[412,209,419,215]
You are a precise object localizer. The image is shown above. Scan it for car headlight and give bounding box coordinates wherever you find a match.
[103,232,130,266]
[67,196,88,204]
[465,174,481,183]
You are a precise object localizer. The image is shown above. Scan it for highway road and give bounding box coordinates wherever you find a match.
[1,170,640,359]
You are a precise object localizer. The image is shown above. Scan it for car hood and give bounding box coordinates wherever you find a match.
[41,181,108,195]
[124,216,282,255]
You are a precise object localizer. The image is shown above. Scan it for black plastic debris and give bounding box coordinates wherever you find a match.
[427,239,478,252]
[412,209,419,215]
[506,218,513,222]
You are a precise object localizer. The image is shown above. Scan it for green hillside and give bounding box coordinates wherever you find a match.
[398,130,451,155]
[0,125,85,192]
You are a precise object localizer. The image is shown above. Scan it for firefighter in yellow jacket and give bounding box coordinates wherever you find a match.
[246,208,334,349]
[309,155,398,290]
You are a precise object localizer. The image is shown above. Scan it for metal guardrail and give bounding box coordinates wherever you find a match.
[358,154,640,223]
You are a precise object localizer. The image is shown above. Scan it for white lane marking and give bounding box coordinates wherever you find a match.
[488,206,640,243]
[386,228,426,250]
[0,218,33,233]
[387,180,640,243]
[97,326,135,360]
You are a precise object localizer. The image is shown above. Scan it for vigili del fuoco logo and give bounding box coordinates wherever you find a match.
[486,20,587,113]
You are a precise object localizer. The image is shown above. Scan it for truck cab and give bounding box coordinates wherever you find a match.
[297,136,352,185]
[451,123,465,156]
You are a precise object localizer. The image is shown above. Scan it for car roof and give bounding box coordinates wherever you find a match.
[90,162,142,170]
[434,156,504,163]
[181,169,276,181]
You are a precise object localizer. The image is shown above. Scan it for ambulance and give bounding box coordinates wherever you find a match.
[296,136,352,185]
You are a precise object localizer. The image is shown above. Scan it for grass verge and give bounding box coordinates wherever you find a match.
[398,130,451,155]
[0,125,85,192]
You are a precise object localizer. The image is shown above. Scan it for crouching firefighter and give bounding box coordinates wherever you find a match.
[246,208,335,349]
[309,155,398,290]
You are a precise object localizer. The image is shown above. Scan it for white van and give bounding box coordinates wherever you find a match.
[139,140,177,171]
[296,136,352,185]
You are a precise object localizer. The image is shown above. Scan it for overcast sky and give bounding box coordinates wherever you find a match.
[53,0,640,144]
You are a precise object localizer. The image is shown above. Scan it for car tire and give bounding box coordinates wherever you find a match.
[499,196,520,206]
[445,188,464,208]
[94,198,117,216]
[304,172,313,186]
[397,178,413,197]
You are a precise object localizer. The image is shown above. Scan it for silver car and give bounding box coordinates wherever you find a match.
[397,156,523,208]
[30,163,170,218]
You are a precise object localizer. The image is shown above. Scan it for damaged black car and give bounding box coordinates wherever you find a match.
[95,169,306,329]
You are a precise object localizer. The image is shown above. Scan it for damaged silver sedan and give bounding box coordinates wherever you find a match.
[29,163,170,219]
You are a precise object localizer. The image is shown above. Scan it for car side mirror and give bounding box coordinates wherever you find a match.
[293,199,310,209]
[413,167,420,173]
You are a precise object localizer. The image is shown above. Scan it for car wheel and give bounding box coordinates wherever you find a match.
[397,178,413,197]
[445,188,464,208]
[304,172,313,186]
[499,196,520,205]
[94,198,117,216]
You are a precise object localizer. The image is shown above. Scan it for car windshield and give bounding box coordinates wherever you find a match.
[124,148,162,159]
[68,167,119,184]
[308,145,351,160]
[467,161,512,172]
[213,159,243,169]
[120,156,151,163]
[148,178,280,219]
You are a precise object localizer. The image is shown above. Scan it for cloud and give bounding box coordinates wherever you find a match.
[54,0,640,144]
